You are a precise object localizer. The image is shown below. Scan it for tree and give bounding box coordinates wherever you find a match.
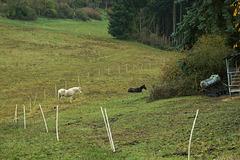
[40,0,57,18]
[108,0,182,45]
[108,0,135,39]
[3,0,37,20]
[231,0,240,51]
[28,0,44,16]
[56,2,73,18]
[66,0,89,18]
[176,0,238,49]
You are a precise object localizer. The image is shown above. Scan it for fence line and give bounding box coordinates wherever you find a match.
[15,62,160,103]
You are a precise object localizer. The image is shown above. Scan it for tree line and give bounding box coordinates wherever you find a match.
[0,0,114,21]
[108,0,240,51]
[0,0,239,50]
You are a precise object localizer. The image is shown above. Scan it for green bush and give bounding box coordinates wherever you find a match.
[148,76,198,101]
[182,35,235,80]
[149,34,236,101]
[75,9,89,21]
[40,0,57,18]
[56,2,73,19]
[3,1,37,20]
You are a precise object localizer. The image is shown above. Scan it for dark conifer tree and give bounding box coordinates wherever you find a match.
[108,0,135,39]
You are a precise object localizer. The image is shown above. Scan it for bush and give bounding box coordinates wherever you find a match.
[132,32,174,50]
[148,58,197,101]
[148,76,198,101]
[159,59,181,82]
[75,9,89,21]
[3,1,37,20]
[56,2,73,19]
[149,34,236,101]
[83,7,101,20]
[182,35,235,80]
[42,8,57,18]
[40,0,57,18]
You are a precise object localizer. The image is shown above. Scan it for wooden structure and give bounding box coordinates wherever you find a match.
[223,53,240,97]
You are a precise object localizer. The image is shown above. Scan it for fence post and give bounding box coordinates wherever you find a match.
[78,76,80,86]
[118,66,120,74]
[104,108,115,152]
[39,104,49,133]
[100,107,115,152]
[65,81,67,89]
[29,98,31,112]
[34,93,37,105]
[44,89,46,101]
[23,104,26,129]
[55,84,57,96]
[188,109,199,160]
[14,104,17,124]
[56,105,59,141]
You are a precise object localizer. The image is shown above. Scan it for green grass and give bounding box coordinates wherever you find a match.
[0,17,239,160]
[1,94,240,159]
[0,16,175,118]
[0,16,110,38]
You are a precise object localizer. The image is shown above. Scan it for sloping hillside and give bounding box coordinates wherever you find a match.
[0,17,239,160]
[0,17,176,119]
[0,93,240,159]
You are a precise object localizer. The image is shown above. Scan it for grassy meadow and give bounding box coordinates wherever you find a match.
[0,16,240,160]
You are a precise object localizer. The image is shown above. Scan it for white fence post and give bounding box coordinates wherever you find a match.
[78,76,80,86]
[34,93,37,105]
[14,104,17,124]
[104,108,115,152]
[23,104,26,129]
[118,66,120,74]
[39,104,49,133]
[56,105,59,141]
[100,107,115,152]
[29,98,32,112]
[65,81,67,89]
[188,109,199,160]
[55,84,57,97]
[44,89,46,100]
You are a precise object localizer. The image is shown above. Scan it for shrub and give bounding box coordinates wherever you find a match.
[183,35,235,80]
[83,7,101,20]
[56,2,73,19]
[42,8,57,18]
[75,9,89,21]
[131,32,174,50]
[148,58,196,101]
[40,0,57,18]
[159,59,181,82]
[3,1,37,20]
[149,34,236,101]
[148,75,198,101]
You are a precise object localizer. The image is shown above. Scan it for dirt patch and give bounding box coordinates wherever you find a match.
[123,140,140,146]
[194,95,230,104]
[222,96,240,102]
[162,151,187,157]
